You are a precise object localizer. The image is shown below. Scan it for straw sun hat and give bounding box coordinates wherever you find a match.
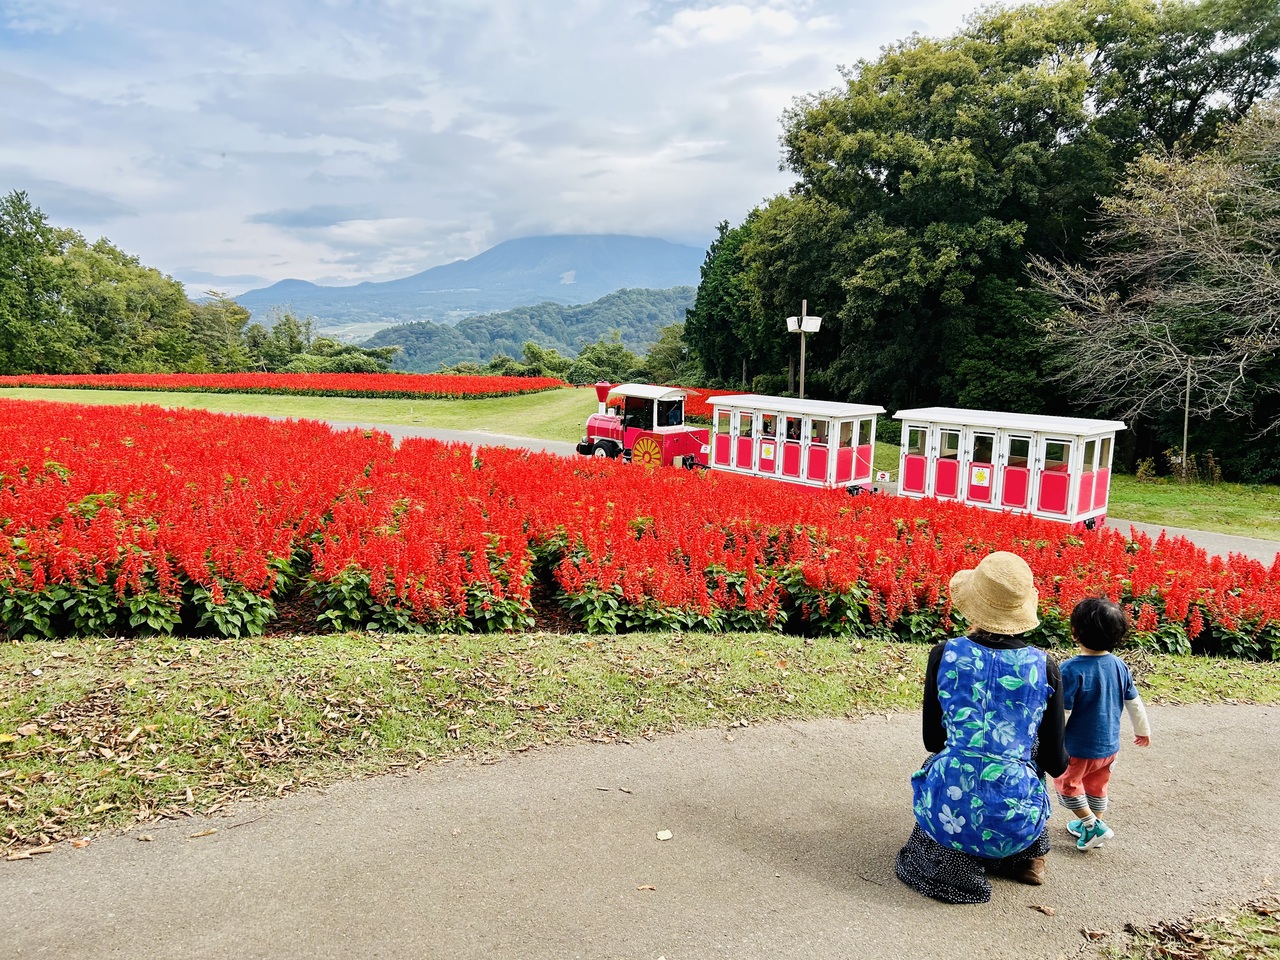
[948,551,1040,635]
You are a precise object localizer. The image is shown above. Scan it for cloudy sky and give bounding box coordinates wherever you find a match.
[1,0,973,295]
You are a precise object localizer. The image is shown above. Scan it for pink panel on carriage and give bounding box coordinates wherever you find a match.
[1001,467,1029,508]
[1038,470,1070,514]
[714,433,731,466]
[735,436,754,470]
[782,441,802,477]
[1094,468,1111,508]
[806,445,829,482]
[966,462,994,504]
[1077,472,1095,514]
[934,459,959,499]
[855,444,873,481]
[902,454,927,494]
[835,446,854,484]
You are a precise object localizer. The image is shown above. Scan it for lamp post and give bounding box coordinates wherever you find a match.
[785,299,822,400]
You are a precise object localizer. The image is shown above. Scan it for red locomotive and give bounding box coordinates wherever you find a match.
[575,382,708,468]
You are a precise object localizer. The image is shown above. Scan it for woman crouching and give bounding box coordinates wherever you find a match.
[895,551,1068,904]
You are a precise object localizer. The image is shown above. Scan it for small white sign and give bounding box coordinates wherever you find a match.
[970,465,991,487]
[875,470,892,482]
[760,441,776,459]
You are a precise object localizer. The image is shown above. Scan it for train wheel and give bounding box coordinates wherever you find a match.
[592,441,617,458]
[631,436,663,469]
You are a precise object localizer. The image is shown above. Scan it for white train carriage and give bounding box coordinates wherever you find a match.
[893,407,1125,527]
[709,395,885,491]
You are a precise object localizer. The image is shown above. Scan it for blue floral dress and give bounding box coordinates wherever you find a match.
[910,635,1050,859]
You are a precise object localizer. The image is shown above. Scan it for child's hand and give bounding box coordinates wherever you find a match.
[1134,735,1150,747]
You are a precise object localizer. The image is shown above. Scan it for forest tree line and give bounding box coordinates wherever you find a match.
[681,0,1280,480]
[0,192,396,376]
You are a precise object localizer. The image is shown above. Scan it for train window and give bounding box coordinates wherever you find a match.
[1083,438,1097,471]
[658,400,683,426]
[1007,437,1030,468]
[716,410,730,436]
[810,419,829,445]
[838,421,854,448]
[785,417,802,441]
[972,433,994,464]
[1044,439,1071,471]
[939,429,960,460]
[624,398,654,430]
[1099,435,1113,468]
[738,412,753,437]
[907,426,926,456]
[858,419,873,446]
[761,414,777,438]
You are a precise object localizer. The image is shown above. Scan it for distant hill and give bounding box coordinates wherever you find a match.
[234,235,705,333]
[364,287,697,372]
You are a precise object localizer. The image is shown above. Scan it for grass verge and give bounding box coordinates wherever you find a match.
[1108,474,1280,541]
[3,633,1279,854]
[0,386,599,444]
[1098,896,1280,959]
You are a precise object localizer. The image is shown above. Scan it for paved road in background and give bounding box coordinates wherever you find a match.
[319,419,1280,564]
[3,705,1275,960]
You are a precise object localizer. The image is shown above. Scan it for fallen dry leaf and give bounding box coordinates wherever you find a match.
[636,885,656,891]
[1081,929,1110,941]
[137,835,154,842]
[656,829,673,841]
[71,838,91,849]
[1029,904,1056,916]
[189,828,217,839]
[16,723,38,737]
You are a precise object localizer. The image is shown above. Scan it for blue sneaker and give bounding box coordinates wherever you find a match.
[1077,819,1114,851]
[1066,818,1084,838]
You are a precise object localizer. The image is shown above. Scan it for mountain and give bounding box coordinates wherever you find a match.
[234,235,706,334]
[364,286,696,372]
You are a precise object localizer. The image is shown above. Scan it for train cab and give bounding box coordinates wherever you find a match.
[708,395,885,491]
[893,408,1125,527]
[576,382,710,467]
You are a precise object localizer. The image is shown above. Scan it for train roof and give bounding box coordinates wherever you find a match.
[708,394,886,418]
[893,407,1126,435]
[605,383,690,402]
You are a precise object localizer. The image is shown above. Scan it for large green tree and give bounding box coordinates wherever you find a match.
[1032,99,1280,478]
[0,191,87,373]
[687,0,1280,414]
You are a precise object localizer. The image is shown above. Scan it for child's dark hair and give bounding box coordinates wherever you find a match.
[1070,597,1128,651]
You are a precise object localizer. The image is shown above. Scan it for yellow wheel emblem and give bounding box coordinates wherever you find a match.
[632,435,663,469]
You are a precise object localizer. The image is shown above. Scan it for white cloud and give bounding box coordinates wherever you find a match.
[0,0,974,294]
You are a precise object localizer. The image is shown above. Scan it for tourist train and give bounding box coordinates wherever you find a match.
[576,382,1124,528]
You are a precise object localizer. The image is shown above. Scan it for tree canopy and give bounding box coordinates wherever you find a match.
[1032,100,1280,475]
[0,192,395,376]
[684,0,1280,419]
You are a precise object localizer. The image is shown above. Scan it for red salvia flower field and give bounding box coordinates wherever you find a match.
[0,372,568,399]
[2,398,1278,658]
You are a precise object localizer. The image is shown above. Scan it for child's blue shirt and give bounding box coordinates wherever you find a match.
[1060,652,1138,759]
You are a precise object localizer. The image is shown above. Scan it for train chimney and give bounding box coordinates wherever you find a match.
[594,381,611,415]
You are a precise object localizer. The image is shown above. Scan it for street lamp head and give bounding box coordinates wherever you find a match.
[786,316,800,333]
[800,316,822,333]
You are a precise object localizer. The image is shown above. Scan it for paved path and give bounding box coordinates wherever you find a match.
[314,419,1280,564]
[3,705,1276,960]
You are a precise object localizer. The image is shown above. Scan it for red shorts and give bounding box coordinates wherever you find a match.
[1053,754,1117,799]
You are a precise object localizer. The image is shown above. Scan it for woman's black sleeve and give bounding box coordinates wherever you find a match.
[1037,658,1068,778]
[922,641,948,753]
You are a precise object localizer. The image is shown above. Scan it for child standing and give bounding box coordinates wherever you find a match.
[1054,597,1152,851]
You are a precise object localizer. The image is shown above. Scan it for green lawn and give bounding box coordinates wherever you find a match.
[1108,473,1280,540]
[0,386,600,444]
[3,631,1277,852]
[1099,896,1280,959]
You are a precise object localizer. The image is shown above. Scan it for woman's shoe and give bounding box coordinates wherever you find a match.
[1016,856,1046,885]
